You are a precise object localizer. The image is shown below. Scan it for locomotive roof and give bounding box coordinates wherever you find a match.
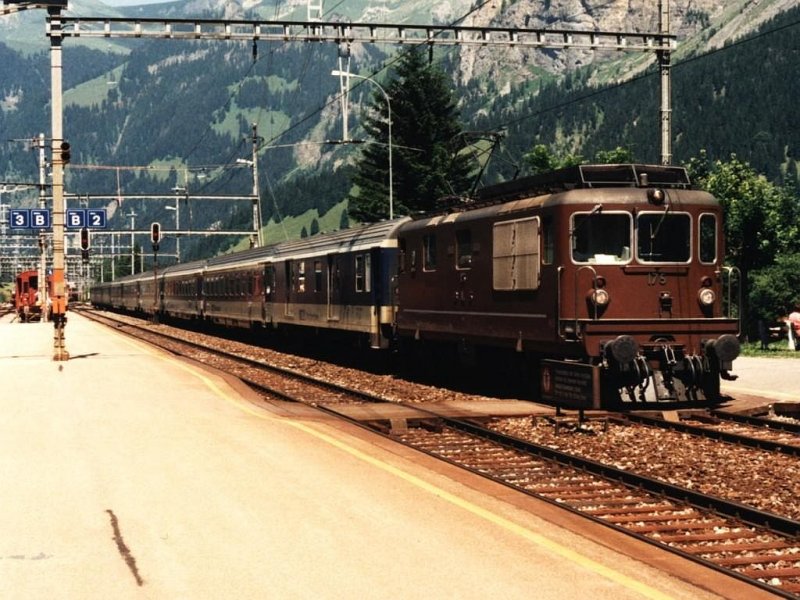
[473,164,692,205]
[401,181,715,232]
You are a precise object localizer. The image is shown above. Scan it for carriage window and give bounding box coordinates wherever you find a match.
[455,230,472,269]
[355,254,372,293]
[423,235,437,271]
[264,266,275,297]
[314,261,323,292]
[297,261,306,293]
[571,213,631,264]
[699,214,717,264]
[493,217,540,291]
[637,212,691,263]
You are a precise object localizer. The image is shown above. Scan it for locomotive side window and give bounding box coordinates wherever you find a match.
[571,212,631,264]
[542,217,554,265]
[423,235,437,271]
[637,212,691,263]
[455,230,472,269]
[493,217,540,291]
[398,240,406,274]
[355,253,372,293]
[699,214,717,264]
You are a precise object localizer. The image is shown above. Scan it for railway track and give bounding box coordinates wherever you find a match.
[81,308,384,406]
[388,415,800,598]
[83,308,800,597]
[621,411,800,457]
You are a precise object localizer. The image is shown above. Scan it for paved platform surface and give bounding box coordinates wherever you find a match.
[721,355,800,404]
[0,312,769,599]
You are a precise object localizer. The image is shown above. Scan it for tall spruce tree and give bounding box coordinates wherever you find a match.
[349,49,473,222]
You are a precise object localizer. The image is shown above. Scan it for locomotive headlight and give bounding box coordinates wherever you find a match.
[590,288,610,306]
[698,288,716,306]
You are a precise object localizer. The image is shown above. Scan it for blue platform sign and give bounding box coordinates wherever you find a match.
[66,208,86,228]
[9,209,30,228]
[87,208,107,229]
[30,209,51,229]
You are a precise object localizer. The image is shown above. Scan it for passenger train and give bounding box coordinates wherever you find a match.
[91,164,741,409]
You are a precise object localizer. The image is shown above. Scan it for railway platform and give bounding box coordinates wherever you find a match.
[0,311,770,599]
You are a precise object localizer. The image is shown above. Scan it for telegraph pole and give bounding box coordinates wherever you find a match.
[49,5,68,360]
[250,124,263,247]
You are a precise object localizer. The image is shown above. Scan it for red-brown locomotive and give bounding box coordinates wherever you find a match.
[91,164,741,409]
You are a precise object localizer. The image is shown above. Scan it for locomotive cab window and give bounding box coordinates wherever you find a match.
[493,217,540,291]
[571,212,631,264]
[699,213,717,264]
[637,212,691,263]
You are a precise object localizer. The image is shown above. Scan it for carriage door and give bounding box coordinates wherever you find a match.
[327,254,340,321]
[284,261,294,317]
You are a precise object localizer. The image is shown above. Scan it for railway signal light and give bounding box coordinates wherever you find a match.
[79,227,90,251]
[150,222,161,251]
[60,141,71,165]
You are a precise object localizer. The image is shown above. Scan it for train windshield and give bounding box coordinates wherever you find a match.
[571,212,631,264]
[637,212,691,263]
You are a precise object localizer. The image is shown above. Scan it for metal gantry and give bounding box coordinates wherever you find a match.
[53,15,675,53]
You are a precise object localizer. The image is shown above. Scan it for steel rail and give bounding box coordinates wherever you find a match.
[712,408,800,434]
[620,412,800,457]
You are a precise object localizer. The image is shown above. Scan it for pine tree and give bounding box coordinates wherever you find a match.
[349,49,473,222]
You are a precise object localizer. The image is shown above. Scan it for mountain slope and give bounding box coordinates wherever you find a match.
[0,0,797,261]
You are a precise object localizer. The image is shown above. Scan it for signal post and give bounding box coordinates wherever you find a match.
[150,222,161,323]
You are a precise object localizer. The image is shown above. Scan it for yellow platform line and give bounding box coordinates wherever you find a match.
[123,333,676,600]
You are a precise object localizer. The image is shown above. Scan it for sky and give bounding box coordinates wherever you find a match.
[104,0,173,5]
[96,0,176,6]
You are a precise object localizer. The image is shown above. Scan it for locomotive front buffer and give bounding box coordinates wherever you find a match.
[543,331,740,410]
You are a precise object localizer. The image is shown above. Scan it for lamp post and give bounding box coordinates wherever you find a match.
[331,69,393,221]
[168,188,183,262]
[127,210,136,275]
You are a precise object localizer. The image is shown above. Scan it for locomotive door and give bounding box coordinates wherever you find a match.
[327,253,340,321]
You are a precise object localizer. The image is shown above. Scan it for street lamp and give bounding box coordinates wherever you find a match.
[168,188,183,262]
[331,69,393,220]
